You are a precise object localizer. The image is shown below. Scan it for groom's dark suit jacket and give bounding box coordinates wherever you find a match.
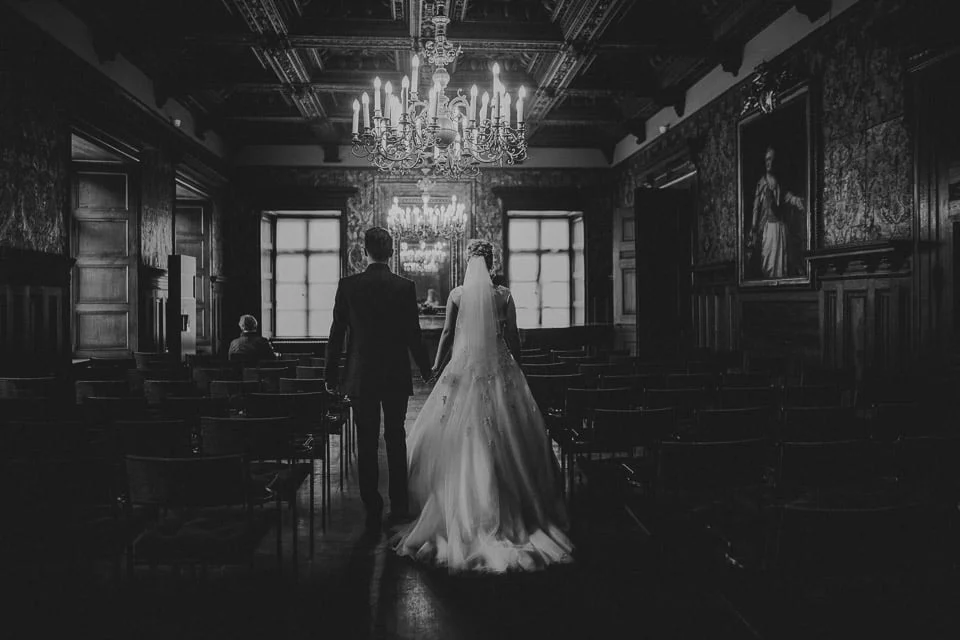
[325,263,430,397]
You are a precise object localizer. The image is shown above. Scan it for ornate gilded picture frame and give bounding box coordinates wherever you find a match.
[737,82,814,288]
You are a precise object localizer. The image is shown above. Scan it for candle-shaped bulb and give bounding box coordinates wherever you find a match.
[373,77,382,114]
[481,90,490,121]
[361,92,371,129]
[411,54,420,94]
[492,62,500,76]
[352,99,360,135]
[519,86,526,100]
[401,76,409,90]
[503,92,511,125]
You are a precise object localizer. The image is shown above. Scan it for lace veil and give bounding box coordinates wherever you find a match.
[453,254,499,374]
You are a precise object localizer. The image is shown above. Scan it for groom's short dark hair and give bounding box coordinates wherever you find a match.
[365,227,393,261]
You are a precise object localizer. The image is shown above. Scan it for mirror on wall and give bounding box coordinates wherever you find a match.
[398,236,451,313]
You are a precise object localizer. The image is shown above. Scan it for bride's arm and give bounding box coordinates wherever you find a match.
[432,294,459,375]
[504,293,522,363]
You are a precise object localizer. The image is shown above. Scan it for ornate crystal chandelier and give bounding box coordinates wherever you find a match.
[387,193,466,240]
[350,3,527,179]
[400,240,447,274]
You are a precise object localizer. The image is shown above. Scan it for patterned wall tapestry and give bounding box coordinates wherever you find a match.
[140,146,175,269]
[0,30,69,255]
[613,0,913,265]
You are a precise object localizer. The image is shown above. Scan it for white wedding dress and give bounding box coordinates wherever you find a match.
[391,256,574,573]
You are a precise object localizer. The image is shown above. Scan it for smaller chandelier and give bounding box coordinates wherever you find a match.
[387,193,466,240]
[400,240,447,274]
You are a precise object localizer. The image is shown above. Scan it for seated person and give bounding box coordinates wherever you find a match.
[228,315,277,363]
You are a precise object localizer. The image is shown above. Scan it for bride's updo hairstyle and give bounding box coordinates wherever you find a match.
[466,239,494,270]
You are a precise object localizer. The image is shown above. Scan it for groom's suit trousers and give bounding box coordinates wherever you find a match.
[353,392,410,515]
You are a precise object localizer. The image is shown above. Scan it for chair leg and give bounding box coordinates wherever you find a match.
[309,453,316,556]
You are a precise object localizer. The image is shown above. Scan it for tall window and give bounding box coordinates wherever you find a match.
[507,212,585,328]
[261,212,342,338]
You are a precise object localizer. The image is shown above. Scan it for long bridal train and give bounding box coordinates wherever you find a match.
[391,255,573,573]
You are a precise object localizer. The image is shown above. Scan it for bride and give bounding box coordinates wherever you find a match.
[391,239,574,573]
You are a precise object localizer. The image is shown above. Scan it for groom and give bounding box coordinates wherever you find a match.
[325,227,432,532]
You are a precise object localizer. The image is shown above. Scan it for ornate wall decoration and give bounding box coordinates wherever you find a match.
[614,0,912,267]
[0,41,69,255]
[140,147,175,269]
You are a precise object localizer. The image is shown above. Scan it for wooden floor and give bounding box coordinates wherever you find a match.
[2,384,772,639]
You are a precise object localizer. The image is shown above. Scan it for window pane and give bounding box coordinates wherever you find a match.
[542,282,570,308]
[308,254,341,283]
[276,284,307,310]
[541,307,569,328]
[508,254,539,282]
[276,220,307,250]
[276,255,306,282]
[509,219,538,251]
[308,308,333,338]
[573,251,585,279]
[308,283,338,309]
[540,219,569,251]
[540,254,570,281]
[572,217,584,249]
[276,311,306,337]
[309,219,340,251]
[516,307,539,329]
[260,219,272,247]
[510,282,539,310]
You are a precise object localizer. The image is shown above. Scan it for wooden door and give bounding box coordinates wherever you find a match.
[635,189,693,358]
[72,163,138,357]
[174,202,209,349]
[613,206,637,353]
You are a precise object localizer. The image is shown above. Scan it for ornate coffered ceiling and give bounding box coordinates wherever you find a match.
[60,0,804,159]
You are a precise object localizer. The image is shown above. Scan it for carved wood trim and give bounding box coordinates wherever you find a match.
[806,240,920,280]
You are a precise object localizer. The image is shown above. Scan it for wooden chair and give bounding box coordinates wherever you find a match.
[124,454,274,576]
[309,357,326,368]
[523,362,574,376]
[0,377,60,399]
[280,378,326,393]
[666,373,717,391]
[201,415,316,559]
[692,407,770,442]
[243,367,288,393]
[719,385,779,410]
[192,366,241,395]
[642,387,710,423]
[159,396,230,426]
[75,380,129,404]
[525,374,585,424]
[520,353,554,366]
[780,406,860,442]
[143,379,198,405]
[115,419,195,457]
[721,372,773,389]
[782,385,843,408]
[295,366,325,380]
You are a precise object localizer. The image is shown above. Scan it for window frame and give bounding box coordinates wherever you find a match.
[505,211,585,329]
[261,210,345,339]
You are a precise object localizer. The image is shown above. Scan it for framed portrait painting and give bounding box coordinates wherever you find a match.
[737,85,814,287]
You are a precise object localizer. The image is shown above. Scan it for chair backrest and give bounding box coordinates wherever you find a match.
[309,357,326,368]
[82,396,150,424]
[598,374,645,393]
[520,353,554,366]
[523,363,574,376]
[295,366,325,379]
[666,373,716,390]
[551,349,586,358]
[279,377,326,393]
[192,366,242,394]
[200,415,295,460]
[775,439,887,499]
[721,372,773,389]
[657,438,767,494]
[143,379,198,404]
[280,353,315,365]
[781,406,859,441]
[75,379,129,403]
[643,388,709,419]
[0,398,77,425]
[800,366,855,390]
[719,385,778,409]
[159,396,230,423]
[125,454,249,508]
[782,384,843,408]
[133,352,175,370]
[525,374,585,414]
[242,367,288,392]
[557,355,605,365]
[261,359,299,372]
[693,406,770,441]
[115,419,194,457]
[209,379,261,399]
[0,377,60,399]
[774,503,937,581]
[593,407,675,449]
[246,392,325,433]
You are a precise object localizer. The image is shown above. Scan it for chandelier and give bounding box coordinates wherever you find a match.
[387,192,466,240]
[400,240,447,274]
[350,3,527,179]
